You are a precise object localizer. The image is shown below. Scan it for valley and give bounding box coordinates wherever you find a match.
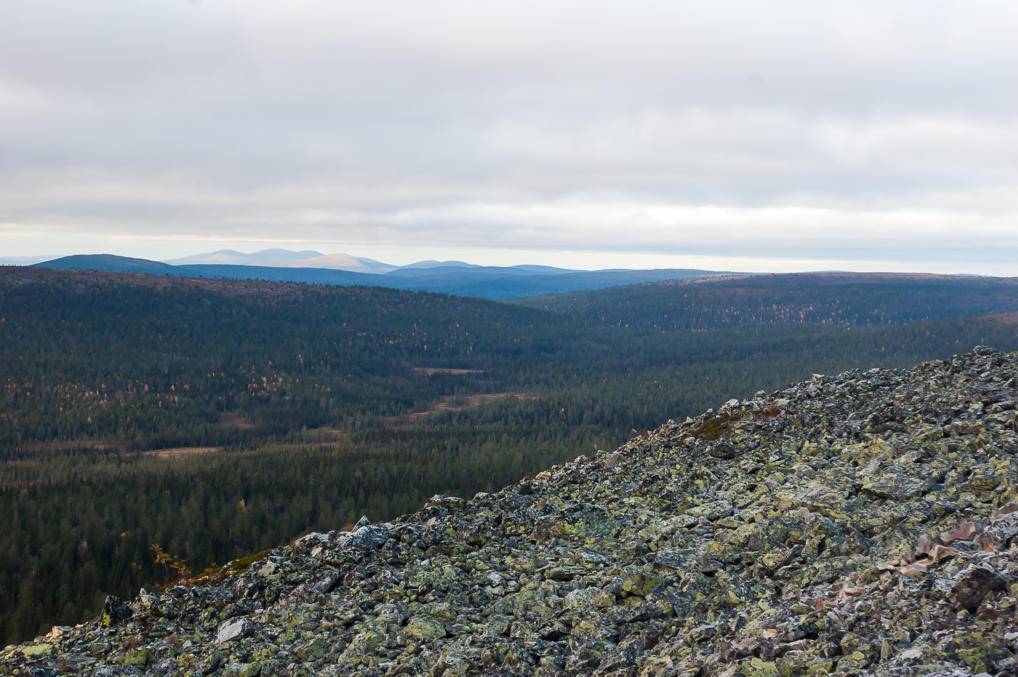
[2,266,1018,644]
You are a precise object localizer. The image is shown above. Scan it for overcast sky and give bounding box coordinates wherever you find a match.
[2,1,1018,272]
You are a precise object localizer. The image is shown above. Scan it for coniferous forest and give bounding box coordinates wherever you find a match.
[3,266,1018,643]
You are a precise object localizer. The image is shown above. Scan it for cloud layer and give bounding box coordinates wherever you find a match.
[2,1,1017,271]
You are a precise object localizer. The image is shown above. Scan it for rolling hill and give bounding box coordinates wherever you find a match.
[513,272,1018,329]
[32,253,726,300]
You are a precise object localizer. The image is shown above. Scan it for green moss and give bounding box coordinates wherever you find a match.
[123,647,154,667]
[294,637,328,661]
[746,657,780,677]
[20,643,53,658]
[619,567,663,597]
[405,616,446,641]
[224,549,273,575]
[685,412,743,441]
[954,632,1008,673]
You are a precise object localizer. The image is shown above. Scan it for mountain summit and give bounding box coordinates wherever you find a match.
[4,349,1018,675]
[164,249,396,274]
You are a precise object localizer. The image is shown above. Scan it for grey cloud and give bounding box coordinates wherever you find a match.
[2,1,1018,269]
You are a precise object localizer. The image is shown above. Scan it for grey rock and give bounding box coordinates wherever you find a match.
[349,524,389,550]
[309,572,341,594]
[984,509,1018,549]
[946,563,1007,612]
[99,594,132,626]
[215,617,255,643]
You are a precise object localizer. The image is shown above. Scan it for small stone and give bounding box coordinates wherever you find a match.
[928,544,959,562]
[349,524,389,550]
[295,532,329,548]
[709,442,738,459]
[310,571,341,594]
[983,511,1018,549]
[654,547,699,570]
[405,616,446,641]
[425,495,466,508]
[901,563,928,579]
[45,626,70,639]
[216,617,255,644]
[619,567,663,597]
[100,595,132,627]
[940,522,979,545]
[946,563,1006,612]
[691,624,716,642]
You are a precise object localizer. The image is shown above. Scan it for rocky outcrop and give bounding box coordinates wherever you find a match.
[4,348,1018,675]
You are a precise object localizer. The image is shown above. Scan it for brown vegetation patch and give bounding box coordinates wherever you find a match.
[385,392,537,425]
[146,446,221,460]
[310,426,346,439]
[683,411,743,441]
[220,412,258,429]
[986,311,1018,326]
[412,367,485,376]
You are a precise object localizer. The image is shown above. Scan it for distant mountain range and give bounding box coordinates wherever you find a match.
[165,249,399,274]
[29,252,730,299]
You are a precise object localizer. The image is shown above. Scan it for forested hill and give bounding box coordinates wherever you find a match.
[3,266,1018,646]
[0,266,591,447]
[513,272,1018,329]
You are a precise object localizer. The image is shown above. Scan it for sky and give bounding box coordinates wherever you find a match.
[2,1,1018,273]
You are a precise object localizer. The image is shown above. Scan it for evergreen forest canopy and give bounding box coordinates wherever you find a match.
[512,272,1018,329]
[2,266,1018,644]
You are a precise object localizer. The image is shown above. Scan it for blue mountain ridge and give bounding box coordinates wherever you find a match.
[34,254,726,300]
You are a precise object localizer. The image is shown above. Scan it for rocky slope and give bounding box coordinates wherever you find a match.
[4,348,1018,676]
